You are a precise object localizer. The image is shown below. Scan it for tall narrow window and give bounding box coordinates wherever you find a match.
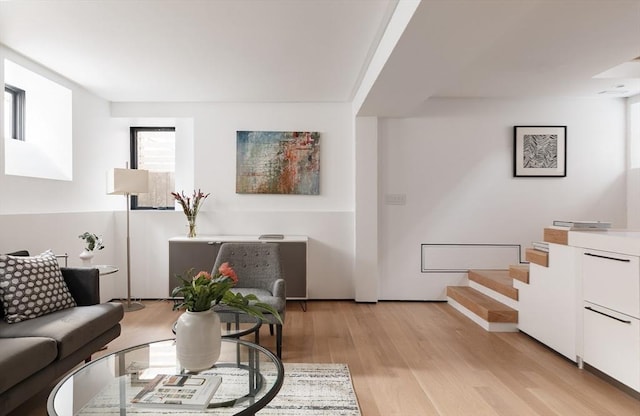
[4,59,72,180]
[4,84,25,141]
[131,127,176,209]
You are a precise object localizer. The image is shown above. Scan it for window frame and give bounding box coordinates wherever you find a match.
[4,83,25,141]
[130,126,176,210]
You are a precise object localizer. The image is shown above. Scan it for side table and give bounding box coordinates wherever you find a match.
[79,264,119,275]
[94,264,119,276]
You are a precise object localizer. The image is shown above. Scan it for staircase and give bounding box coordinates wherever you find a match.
[446,243,550,332]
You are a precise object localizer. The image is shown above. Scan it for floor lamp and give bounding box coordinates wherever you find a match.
[107,167,149,312]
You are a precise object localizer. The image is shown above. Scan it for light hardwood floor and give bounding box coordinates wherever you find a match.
[11,300,640,415]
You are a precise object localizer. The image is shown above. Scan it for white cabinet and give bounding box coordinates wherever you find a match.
[579,247,640,392]
[582,249,640,317]
[583,302,640,391]
[516,243,578,362]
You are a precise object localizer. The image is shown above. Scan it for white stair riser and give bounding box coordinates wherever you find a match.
[469,281,519,310]
[447,297,519,332]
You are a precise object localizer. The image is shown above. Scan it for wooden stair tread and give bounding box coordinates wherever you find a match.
[525,248,549,267]
[509,264,529,284]
[544,227,568,245]
[447,286,518,323]
[468,269,518,300]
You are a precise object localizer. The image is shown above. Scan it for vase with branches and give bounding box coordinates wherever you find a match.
[171,189,210,237]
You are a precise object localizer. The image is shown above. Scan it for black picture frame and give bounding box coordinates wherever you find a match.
[513,126,566,177]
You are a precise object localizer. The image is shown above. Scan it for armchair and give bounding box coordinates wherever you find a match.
[212,242,286,357]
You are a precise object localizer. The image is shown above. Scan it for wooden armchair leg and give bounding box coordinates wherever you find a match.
[269,323,274,336]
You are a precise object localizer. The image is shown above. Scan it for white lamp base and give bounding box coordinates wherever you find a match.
[119,300,145,312]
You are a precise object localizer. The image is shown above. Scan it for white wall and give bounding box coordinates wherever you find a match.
[110,102,356,300]
[378,98,627,300]
[4,59,73,180]
[628,94,640,228]
[0,46,127,214]
[0,46,357,301]
[0,48,128,302]
[0,46,633,303]
[0,212,119,302]
[354,116,379,302]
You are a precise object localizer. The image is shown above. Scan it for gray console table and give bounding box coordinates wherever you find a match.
[168,235,308,300]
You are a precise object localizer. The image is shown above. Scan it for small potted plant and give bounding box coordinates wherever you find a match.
[78,232,104,265]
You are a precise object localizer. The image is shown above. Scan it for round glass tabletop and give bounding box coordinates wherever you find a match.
[78,264,119,275]
[47,338,284,416]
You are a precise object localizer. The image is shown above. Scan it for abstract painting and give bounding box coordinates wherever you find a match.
[236,131,320,194]
[513,126,566,177]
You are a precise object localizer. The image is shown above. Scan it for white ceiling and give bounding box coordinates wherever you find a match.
[360,0,640,116]
[1,0,639,118]
[0,0,396,103]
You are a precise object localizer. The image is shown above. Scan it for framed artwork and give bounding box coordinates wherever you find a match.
[236,131,320,194]
[513,126,566,177]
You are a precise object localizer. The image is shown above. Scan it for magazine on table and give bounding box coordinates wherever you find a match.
[131,373,222,409]
[552,220,611,230]
[532,241,549,252]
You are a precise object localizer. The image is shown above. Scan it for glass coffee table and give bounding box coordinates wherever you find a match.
[47,338,284,415]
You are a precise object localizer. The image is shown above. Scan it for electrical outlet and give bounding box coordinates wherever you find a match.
[385,194,406,205]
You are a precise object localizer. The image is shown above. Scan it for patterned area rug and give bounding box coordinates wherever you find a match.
[76,363,361,415]
[259,363,361,415]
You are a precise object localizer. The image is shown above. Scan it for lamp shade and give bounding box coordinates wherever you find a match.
[107,168,149,195]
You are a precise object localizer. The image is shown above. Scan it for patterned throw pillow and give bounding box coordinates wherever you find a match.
[0,249,77,323]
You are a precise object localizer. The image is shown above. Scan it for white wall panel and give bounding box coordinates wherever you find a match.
[379,98,627,300]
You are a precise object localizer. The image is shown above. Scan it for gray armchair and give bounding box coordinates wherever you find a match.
[212,242,286,357]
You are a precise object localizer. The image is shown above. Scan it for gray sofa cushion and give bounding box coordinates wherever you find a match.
[0,303,124,360]
[0,337,57,395]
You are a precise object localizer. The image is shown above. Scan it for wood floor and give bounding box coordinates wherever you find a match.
[11,300,640,415]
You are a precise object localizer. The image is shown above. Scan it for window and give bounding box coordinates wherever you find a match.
[4,84,25,141]
[130,127,176,209]
[4,59,72,181]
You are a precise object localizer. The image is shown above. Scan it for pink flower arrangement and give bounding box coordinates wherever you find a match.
[171,262,281,322]
[216,262,238,283]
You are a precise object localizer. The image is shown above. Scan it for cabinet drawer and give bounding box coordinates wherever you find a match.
[169,241,221,295]
[583,302,640,391]
[582,249,640,318]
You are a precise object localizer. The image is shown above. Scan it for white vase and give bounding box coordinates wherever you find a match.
[175,309,221,372]
[79,250,94,266]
